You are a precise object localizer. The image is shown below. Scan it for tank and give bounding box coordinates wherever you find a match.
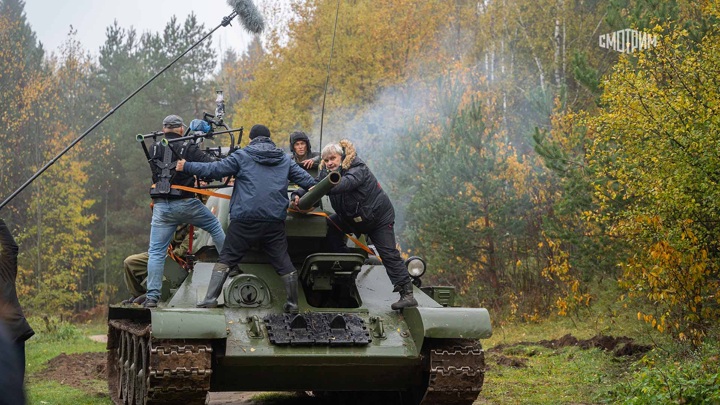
[106,172,492,405]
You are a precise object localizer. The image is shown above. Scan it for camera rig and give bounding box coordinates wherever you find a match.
[136,91,242,189]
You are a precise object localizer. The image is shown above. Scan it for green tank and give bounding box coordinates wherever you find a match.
[107,173,492,405]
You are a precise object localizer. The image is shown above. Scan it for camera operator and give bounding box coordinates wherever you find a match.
[143,114,226,308]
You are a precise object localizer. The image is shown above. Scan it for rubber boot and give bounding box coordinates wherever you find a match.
[228,264,243,278]
[391,282,418,310]
[197,263,229,308]
[132,294,147,305]
[281,271,299,314]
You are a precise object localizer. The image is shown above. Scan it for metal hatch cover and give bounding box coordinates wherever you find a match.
[264,312,371,346]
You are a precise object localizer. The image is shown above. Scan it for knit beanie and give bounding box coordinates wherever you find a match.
[249,124,271,139]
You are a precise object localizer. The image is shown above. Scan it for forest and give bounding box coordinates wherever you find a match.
[1,0,719,350]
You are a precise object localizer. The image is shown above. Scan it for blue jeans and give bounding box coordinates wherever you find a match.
[146,198,225,300]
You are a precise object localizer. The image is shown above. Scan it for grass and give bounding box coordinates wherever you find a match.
[486,280,665,348]
[477,345,631,404]
[27,381,111,405]
[25,317,111,405]
[475,279,669,404]
[26,337,106,375]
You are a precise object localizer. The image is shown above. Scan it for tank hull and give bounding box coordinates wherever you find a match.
[108,192,491,405]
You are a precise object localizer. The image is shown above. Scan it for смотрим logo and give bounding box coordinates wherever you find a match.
[599,29,658,53]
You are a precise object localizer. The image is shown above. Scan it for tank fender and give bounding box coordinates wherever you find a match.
[404,307,492,348]
[151,309,228,339]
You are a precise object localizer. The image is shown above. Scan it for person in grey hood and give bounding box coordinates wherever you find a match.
[289,130,320,170]
[177,124,317,311]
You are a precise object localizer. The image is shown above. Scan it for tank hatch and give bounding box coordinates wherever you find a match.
[299,253,365,308]
[264,313,371,346]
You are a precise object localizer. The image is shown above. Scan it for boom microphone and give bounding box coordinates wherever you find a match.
[0,4,265,211]
[227,0,265,34]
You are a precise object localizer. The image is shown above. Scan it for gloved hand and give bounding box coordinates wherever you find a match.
[189,119,211,133]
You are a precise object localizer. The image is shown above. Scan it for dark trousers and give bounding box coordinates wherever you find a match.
[0,338,25,405]
[326,214,411,287]
[15,340,25,381]
[219,220,295,276]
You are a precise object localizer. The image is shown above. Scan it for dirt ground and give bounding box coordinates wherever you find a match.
[32,351,263,404]
[34,333,652,404]
[487,333,652,369]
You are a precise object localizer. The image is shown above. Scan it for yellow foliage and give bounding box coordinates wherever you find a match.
[231,0,462,143]
[540,233,593,316]
[587,19,720,343]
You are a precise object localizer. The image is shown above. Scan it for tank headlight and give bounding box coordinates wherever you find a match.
[405,256,426,278]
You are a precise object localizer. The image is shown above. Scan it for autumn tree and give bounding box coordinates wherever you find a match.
[533,108,618,317]
[139,13,217,119]
[232,0,461,146]
[588,21,720,342]
[216,36,265,129]
[88,14,222,302]
[0,0,46,225]
[92,22,154,285]
[606,0,717,43]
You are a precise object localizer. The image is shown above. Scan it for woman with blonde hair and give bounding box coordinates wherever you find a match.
[293,139,417,310]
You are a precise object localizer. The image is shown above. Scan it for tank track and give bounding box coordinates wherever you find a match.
[107,319,212,405]
[418,339,486,405]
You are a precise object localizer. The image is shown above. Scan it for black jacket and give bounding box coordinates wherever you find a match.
[149,133,217,199]
[0,219,34,343]
[318,156,394,230]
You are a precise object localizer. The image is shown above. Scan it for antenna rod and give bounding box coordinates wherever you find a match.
[318,0,341,151]
[0,12,238,211]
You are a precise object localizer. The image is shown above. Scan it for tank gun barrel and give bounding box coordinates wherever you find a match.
[297,171,340,211]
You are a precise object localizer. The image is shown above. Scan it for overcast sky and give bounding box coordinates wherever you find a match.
[24,0,257,58]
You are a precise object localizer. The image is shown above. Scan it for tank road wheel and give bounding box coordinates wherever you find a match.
[126,334,135,404]
[134,336,149,402]
[408,338,486,405]
[107,319,213,405]
[108,320,150,405]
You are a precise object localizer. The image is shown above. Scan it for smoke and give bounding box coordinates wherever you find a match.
[306,25,481,240]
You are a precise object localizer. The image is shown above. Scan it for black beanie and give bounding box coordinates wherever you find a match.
[249,124,271,139]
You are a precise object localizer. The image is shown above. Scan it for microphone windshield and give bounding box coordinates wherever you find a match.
[227,0,265,34]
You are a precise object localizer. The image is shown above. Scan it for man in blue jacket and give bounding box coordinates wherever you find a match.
[177,124,316,312]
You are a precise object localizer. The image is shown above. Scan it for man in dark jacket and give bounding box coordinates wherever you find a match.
[177,124,316,312]
[0,218,34,404]
[289,131,320,169]
[144,114,226,308]
[292,139,417,310]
